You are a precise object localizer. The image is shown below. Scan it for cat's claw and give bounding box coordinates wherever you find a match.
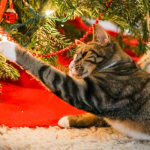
[58,116,70,128]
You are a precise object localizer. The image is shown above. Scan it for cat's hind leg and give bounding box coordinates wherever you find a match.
[104,118,150,140]
[58,113,109,128]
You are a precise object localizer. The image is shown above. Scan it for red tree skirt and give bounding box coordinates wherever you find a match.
[0,81,85,128]
[0,57,85,128]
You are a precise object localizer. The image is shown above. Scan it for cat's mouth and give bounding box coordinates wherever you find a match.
[69,70,88,78]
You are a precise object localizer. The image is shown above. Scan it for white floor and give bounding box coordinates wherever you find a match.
[0,125,150,150]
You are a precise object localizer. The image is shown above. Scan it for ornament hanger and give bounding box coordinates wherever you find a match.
[9,0,13,9]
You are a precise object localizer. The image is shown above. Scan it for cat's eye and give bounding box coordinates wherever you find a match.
[82,52,88,58]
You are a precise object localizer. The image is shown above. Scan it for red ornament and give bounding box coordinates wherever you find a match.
[60,50,64,53]
[42,54,45,58]
[97,17,101,20]
[89,27,93,31]
[47,54,50,57]
[4,8,18,23]
[7,34,10,38]
[56,51,59,55]
[68,46,72,49]
[80,38,84,42]
[72,43,76,47]
[100,13,103,16]
[51,53,55,56]
[108,0,111,3]
[33,53,36,56]
[106,4,109,7]
[64,48,68,51]
[86,31,90,35]
[76,41,80,44]
[83,35,87,38]
[3,31,6,34]
[0,28,3,33]
[95,20,99,24]
[92,24,96,27]
[38,54,41,57]
[10,37,13,41]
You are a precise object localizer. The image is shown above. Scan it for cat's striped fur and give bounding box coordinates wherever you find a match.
[1,24,150,140]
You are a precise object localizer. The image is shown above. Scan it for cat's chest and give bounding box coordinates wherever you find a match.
[104,118,150,140]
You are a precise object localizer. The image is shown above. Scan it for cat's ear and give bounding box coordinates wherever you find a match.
[75,39,85,46]
[93,24,110,45]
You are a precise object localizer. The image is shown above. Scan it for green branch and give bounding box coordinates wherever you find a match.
[6,4,78,47]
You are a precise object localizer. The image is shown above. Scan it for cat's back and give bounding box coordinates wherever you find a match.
[91,61,150,117]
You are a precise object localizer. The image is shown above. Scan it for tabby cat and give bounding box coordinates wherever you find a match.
[1,24,150,140]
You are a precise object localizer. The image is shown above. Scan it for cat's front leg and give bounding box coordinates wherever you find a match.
[0,41,91,112]
[0,41,17,62]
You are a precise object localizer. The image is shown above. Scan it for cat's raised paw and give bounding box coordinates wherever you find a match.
[58,116,70,128]
[0,41,17,62]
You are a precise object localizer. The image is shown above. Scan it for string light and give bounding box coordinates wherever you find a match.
[45,10,54,16]
[2,31,7,41]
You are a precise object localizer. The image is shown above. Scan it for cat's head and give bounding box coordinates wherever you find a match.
[69,24,114,78]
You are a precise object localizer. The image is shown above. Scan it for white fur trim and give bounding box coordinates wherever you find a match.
[58,116,70,128]
[0,41,16,62]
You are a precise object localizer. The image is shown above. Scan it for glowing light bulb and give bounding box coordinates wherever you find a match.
[0,34,2,39]
[2,31,7,41]
[45,10,54,16]
[2,35,7,41]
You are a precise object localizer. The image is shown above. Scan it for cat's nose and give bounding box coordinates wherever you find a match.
[75,66,84,74]
[69,61,75,70]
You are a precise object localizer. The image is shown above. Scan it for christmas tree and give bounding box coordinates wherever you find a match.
[0,0,150,84]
